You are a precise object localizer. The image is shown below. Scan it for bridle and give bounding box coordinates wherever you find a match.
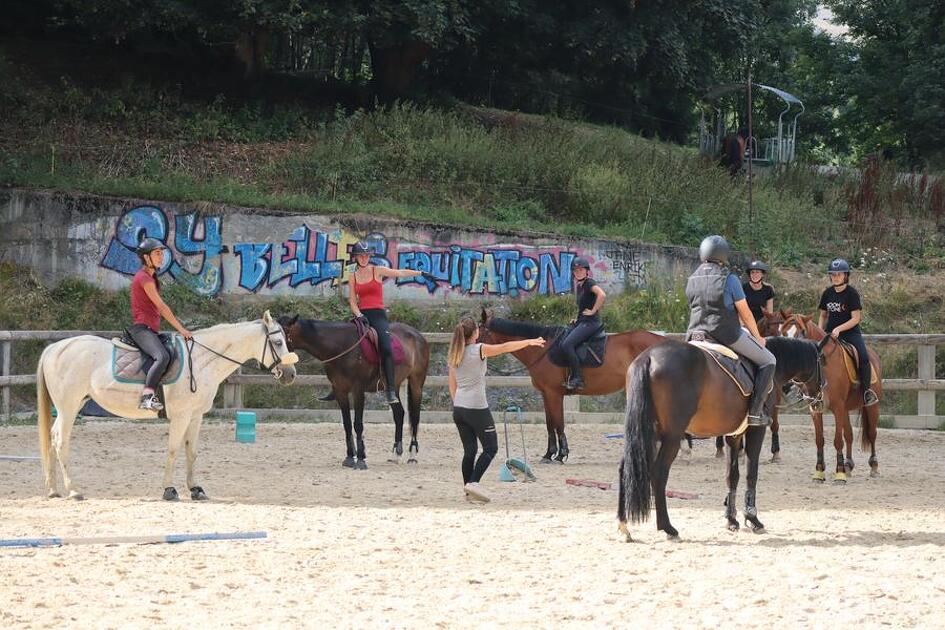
[186,322,295,393]
[480,316,562,373]
[780,315,828,411]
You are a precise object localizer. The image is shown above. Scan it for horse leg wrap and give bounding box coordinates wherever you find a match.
[725,491,737,520]
[744,489,757,518]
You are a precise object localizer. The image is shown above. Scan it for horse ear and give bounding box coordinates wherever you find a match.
[290,313,299,326]
[263,309,273,325]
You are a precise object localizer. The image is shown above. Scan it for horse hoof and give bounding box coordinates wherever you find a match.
[539,457,553,464]
[666,532,681,542]
[355,459,368,470]
[553,453,568,464]
[407,457,418,464]
[47,490,61,499]
[190,486,209,501]
[727,520,740,532]
[715,449,725,459]
[870,469,880,478]
[812,470,825,482]
[618,522,632,543]
[67,491,84,501]
[746,518,766,533]
[162,487,179,501]
[770,452,781,464]
[342,457,355,468]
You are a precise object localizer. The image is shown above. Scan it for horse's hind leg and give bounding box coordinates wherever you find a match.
[406,373,423,464]
[743,426,766,532]
[538,390,560,463]
[715,436,725,458]
[353,389,367,470]
[388,395,406,464]
[864,404,879,477]
[184,415,209,500]
[724,435,741,531]
[811,409,826,482]
[51,404,83,499]
[652,437,681,539]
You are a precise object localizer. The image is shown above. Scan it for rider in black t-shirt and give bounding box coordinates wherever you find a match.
[742,260,775,324]
[560,257,606,391]
[818,258,878,406]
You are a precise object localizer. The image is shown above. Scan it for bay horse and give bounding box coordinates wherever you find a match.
[617,336,824,540]
[479,308,665,463]
[278,315,430,469]
[780,313,882,482]
[36,311,299,500]
[714,308,789,461]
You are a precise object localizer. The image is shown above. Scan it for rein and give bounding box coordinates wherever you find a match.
[318,326,370,364]
[185,324,288,393]
[482,319,565,372]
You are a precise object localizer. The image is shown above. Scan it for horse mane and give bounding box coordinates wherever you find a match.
[194,319,263,335]
[489,317,563,339]
[766,336,818,382]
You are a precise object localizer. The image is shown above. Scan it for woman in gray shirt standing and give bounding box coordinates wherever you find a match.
[448,316,544,503]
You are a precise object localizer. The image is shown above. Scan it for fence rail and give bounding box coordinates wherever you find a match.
[1,330,942,428]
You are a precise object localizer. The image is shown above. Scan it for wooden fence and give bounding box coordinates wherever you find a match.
[2,330,943,429]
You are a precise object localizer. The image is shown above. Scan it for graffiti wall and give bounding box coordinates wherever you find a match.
[0,190,701,302]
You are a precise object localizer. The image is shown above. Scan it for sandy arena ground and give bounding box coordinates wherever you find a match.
[2,420,945,629]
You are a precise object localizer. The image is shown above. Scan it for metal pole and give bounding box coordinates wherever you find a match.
[747,71,754,234]
[1,341,10,419]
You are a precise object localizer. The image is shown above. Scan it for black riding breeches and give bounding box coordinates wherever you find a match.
[362,308,396,390]
[128,324,170,390]
[452,407,498,484]
[839,330,872,390]
[559,318,601,371]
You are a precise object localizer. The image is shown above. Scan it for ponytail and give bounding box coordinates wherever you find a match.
[447,317,479,368]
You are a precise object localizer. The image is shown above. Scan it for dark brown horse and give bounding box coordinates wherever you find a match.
[780,313,882,482]
[714,308,789,461]
[617,336,824,540]
[479,308,665,462]
[279,315,430,469]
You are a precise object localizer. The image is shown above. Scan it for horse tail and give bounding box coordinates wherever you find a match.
[620,355,656,525]
[36,347,54,484]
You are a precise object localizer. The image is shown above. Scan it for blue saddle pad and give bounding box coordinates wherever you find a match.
[112,335,185,385]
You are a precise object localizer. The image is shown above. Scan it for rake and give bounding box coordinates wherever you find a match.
[499,405,536,482]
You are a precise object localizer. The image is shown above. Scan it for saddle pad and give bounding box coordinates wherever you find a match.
[353,320,406,366]
[548,328,608,368]
[725,415,749,437]
[839,343,878,385]
[690,342,755,397]
[112,335,184,385]
[688,339,738,360]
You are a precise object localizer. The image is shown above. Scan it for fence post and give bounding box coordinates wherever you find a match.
[564,394,580,422]
[223,366,243,410]
[917,345,936,428]
[1,341,9,419]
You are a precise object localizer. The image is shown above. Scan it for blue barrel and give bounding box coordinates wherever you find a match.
[235,410,256,443]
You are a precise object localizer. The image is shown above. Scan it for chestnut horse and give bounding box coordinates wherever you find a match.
[479,308,664,463]
[780,313,882,482]
[617,336,824,540]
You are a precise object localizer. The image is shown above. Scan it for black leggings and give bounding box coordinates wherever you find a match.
[559,318,602,371]
[362,308,396,391]
[453,407,498,484]
[838,330,872,390]
[128,324,170,389]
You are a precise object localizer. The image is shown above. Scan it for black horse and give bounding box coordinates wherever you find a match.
[279,315,430,469]
[617,336,823,541]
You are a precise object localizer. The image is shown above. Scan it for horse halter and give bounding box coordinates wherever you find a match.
[781,318,828,411]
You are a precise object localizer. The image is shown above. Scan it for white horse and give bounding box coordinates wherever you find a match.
[36,310,298,501]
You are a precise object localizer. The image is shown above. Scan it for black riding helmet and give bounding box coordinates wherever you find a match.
[747,260,769,274]
[350,241,373,257]
[699,235,730,264]
[827,258,851,273]
[136,237,164,255]
[571,257,591,271]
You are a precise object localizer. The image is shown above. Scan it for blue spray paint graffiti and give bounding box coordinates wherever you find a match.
[397,247,575,296]
[101,206,226,295]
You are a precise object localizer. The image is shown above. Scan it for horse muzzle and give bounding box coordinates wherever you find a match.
[272,363,297,384]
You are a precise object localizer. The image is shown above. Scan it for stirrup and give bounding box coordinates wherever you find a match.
[863,389,879,407]
[138,394,163,411]
[746,414,770,427]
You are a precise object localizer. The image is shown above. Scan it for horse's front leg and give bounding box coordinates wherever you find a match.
[388,388,406,464]
[539,389,561,463]
[51,406,82,500]
[184,414,209,501]
[353,388,368,470]
[337,390,355,468]
[724,435,741,532]
[743,426,766,532]
[833,409,850,483]
[162,415,189,501]
[770,406,782,463]
[812,409,826,482]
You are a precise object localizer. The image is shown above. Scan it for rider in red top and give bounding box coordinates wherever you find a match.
[129,238,192,411]
[348,241,429,406]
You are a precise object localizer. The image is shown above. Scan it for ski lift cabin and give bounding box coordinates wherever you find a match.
[699,83,804,166]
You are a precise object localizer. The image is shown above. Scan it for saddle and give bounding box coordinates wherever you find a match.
[548,323,608,368]
[352,318,406,366]
[837,339,878,385]
[687,332,756,398]
[111,332,184,385]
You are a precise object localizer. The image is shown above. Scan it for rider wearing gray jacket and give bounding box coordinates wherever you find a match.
[686,235,776,427]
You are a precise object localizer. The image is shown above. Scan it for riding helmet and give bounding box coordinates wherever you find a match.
[350,241,373,257]
[747,260,769,273]
[699,235,730,264]
[826,258,851,274]
[136,237,165,255]
[571,257,591,271]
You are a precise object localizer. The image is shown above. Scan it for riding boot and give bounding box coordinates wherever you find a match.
[382,354,400,406]
[564,365,585,391]
[746,364,775,427]
[318,390,337,402]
